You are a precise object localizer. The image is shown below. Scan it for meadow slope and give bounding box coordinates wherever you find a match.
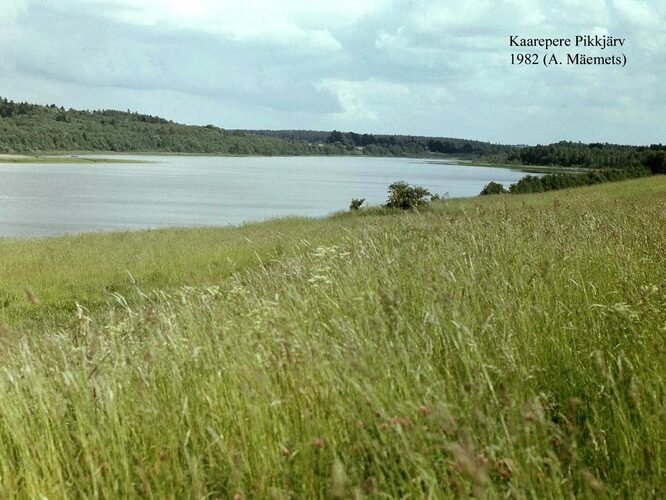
[0,177,664,498]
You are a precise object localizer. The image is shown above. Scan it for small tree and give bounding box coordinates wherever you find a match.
[384,181,431,209]
[479,181,507,195]
[349,198,365,211]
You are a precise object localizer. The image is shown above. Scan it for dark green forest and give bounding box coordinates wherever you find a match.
[234,132,666,171]
[505,141,666,171]
[0,98,327,155]
[1,97,665,172]
[0,97,494,157]
[243,129,511,157]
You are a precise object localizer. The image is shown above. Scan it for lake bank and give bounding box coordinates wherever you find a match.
[1,152,582,173]
[0,153,148,164]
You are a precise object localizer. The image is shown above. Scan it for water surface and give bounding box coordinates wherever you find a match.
[0,155,529,237]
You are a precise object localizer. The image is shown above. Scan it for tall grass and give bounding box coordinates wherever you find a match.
[0,177,664,497]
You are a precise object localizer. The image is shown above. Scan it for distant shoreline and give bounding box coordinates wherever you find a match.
[0,154,150,164]
[0,152,576,173]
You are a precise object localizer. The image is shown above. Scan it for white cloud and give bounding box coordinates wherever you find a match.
[551,0,611,26]
[612,0,660,26]
[58,0,382,49]
[318,78,411,121]
[411,0,545,31]
[317,78,455,130]
[1,0,665,143]
[0,0,28,23]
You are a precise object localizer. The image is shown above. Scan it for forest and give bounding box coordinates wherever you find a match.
[0,97,492,157]
[0,98,325,155]
[1,97,665,172]
[244,129,512,157]
[503,140,666,171]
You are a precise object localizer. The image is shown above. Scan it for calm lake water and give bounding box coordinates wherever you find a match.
[0,155,529,238]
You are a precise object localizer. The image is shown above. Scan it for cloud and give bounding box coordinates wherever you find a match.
[0,0,664,144]
[5,3,343,113]
[319,78,411,121]
[54,0,380,46]
[411,0,546,33]
[0,0,28,21]
[612,0,660,26]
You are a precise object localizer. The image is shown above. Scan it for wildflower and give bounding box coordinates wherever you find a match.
[418,405,430,416]
[392,417,412,428]
[496,458,514,480]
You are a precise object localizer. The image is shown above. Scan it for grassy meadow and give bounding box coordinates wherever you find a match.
[0,177,664,498]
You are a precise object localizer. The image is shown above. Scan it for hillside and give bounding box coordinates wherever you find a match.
[2,97,665,170]
[1,177,664,497]
[0,97,492,157]
[242,128,512,157]
[0,98,325,155]
[0,96,509,158]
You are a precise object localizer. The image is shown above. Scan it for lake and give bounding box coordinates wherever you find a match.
[0,155,529,238]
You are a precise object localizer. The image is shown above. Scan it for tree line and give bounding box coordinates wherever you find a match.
[244,129,511,157]
[1,98,399,156]
[1,97,504,158]
[0,98,339,155]
[503,140,666,171]
[2,97,665,171]
[480,165,657,196]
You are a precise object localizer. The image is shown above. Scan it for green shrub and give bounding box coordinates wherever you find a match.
[384,181,431,209]
[349,198,365,211]
[506,167,651,195]
[479,181,507,195]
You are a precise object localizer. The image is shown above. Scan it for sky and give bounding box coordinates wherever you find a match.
[0,0,664,145]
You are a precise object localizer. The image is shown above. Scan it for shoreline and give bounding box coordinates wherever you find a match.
[0,154,150,164]
[0,151,577,173]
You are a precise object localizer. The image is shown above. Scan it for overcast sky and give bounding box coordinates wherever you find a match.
[1,0,664,144]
